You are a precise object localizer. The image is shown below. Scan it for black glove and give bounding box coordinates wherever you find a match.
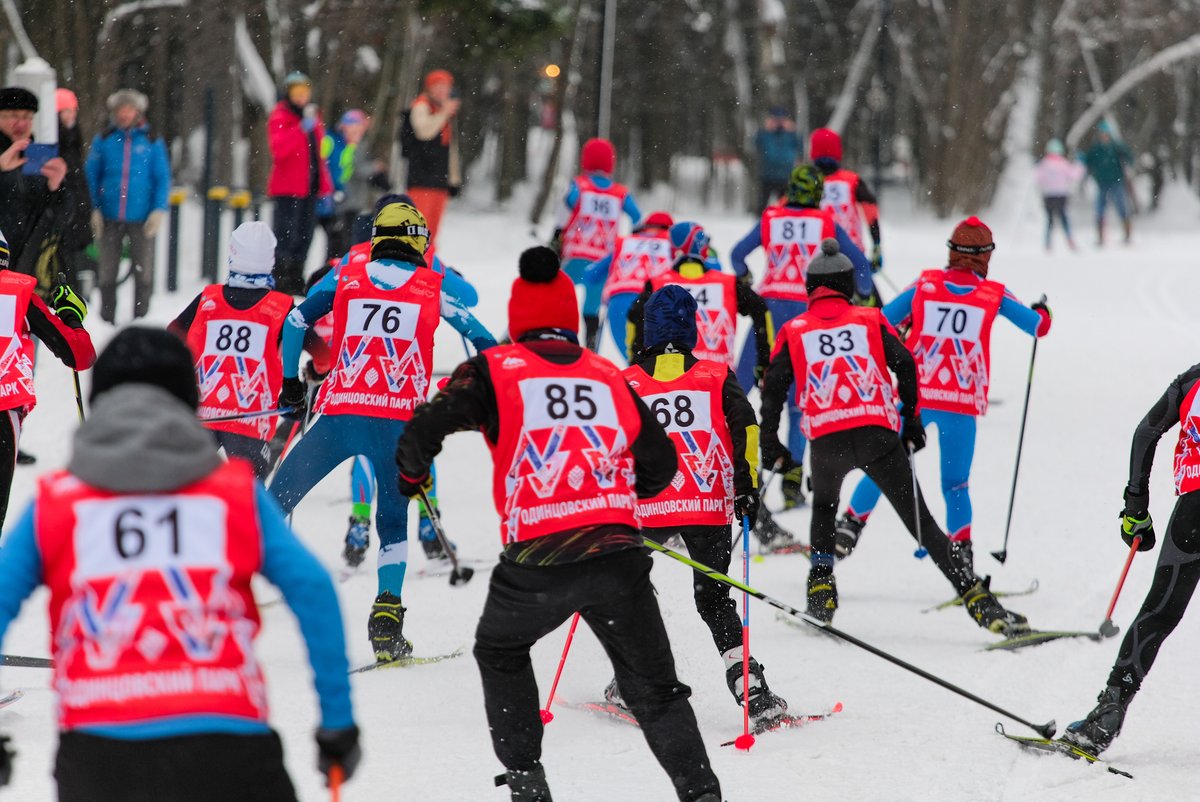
[734,492,760,523]
[900,415,926,454]
[1120,488,1155,551]
[550,228,563,256]
[277,377,308,422]
[736,271,754,288]
[0,733,13,787]
[762,441,793,473]
[448,184,461,198]
[397,470,434,500]
[316,725,361,785]
[753,362,767,385]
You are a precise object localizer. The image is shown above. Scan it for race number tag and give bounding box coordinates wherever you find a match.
[823,181,851,206]
[519,378,619,429]
[345,299,420,340]
[800,324,870,362]
[203,319,268,359]
[768,216,823,246]
[684,283,724,310]
[72,496,228,581]
[641,390,712,434]
[625,238,671,259]
[580,192,620,222]
[921,301,985,341]
[0,295,15,339]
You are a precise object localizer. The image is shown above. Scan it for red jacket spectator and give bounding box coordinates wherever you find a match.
[267,100,333,198]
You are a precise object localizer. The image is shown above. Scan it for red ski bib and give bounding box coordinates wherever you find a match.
[186,285,292,439]
[0,272,38,412]
[485,345,641,544]
[623,360,734,527]
[561,176,628,265]
[820,169,865,251]
[781,306,899,439]
[905,270,1004,417]
[603,232,673,299]
[34,461,268,731]
[650,270,739,366]
[758,207,836,302]
[1174,381,1200,495]
[314,261,442,421]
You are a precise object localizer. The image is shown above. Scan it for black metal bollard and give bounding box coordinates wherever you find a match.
[203,186,229,283]
[166,187,186,292]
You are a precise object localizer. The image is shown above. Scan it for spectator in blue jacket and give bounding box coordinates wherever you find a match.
[755,109,801,210]
[84,89,171,323]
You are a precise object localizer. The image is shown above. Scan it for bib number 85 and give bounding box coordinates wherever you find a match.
[545,383,597,421]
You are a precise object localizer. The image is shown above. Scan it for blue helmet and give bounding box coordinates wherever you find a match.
[669,221,710,259]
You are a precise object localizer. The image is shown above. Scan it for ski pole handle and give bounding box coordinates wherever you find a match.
[1105,536,1141,621]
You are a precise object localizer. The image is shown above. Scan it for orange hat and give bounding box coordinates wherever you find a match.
[508,248,579,341]
[947,216,996,276]
[581,138,616,175]
[424,70,454,90]
[55,88,78,113]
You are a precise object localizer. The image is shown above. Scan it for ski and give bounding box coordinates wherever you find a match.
[413,558,492,580]
[349,646,465,674]
[0,690,23,709]
[719,702,843,747]
[560,700,640,727]
[983,629,1103,652]
[922,579,1040,613]
[775,611,843,644]
[1,654,53,669]
[757,541,812,557]
[995,723,1133,779]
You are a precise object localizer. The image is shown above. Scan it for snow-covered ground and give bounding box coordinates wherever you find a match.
[3,191,1200,801]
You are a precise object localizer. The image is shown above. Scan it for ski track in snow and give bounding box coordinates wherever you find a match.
[3,201,1199,801]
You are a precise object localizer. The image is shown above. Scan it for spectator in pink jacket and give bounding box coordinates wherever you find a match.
[267,72,333,294]
[1034,139,1085,251]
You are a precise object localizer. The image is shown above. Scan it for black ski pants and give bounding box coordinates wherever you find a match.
[1108,490,1200,697]
[0,410,19,533]
[473,548,721,801]
[809,426,975,595]
[644,524,742,655]
[55,730,296,802]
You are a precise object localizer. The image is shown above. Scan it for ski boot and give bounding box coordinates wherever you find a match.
[15,449,35,466]
[502,763,553,802]
[754,507,795,551]
[962,580,1029,636]
[368,592,413,662]
[725,655,788,724]
[342,515,370,568]
[603,677,627,710]
[781,466,807,510]
[834,512,866,559]
[1062,686,1127,755]
[806,568,838,623]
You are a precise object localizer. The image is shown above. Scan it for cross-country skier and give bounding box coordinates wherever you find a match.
[0,230,94,530]
[270,201,496,663]
[809,128,883,269]
[759,238,1028,635]
[0,328,359,800]
[581,210,674,358]
[835,217,1052,565]
[394,247,722,802]
[169,221,330,479]
[729,165,875,510]
[628,221,772,373]
[607,284,789,725]
[553,137,641,350]
[1061,363,1200,754]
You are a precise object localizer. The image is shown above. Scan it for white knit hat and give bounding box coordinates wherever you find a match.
[227,222,276,276]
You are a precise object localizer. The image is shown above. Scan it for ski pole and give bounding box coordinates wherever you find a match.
[200,406,297,424]
[643,539,1057,739]
[1099,536,1141,638]
[540,612,581,724]
[1,654,53,669]
[992,297,1044,565]
[416,486,474,586]
[71,370,85,423]
[735,515,755,751]
[908,444,929,559]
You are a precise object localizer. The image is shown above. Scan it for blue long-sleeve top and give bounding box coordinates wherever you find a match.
[332,249,479,308]
[283,258,496,379]
[582,253,613,286]
[882,269,1043,335]
[730,216,874,297]
[562,173,642,225]
[0,484,354,738]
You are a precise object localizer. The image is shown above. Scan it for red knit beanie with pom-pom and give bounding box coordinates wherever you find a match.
[508,247,580,341]
[947,216,996,276]
[581,138,616,175]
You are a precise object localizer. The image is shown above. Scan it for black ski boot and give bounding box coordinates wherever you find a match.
[725,656,788,723]
[343,516,370,568]
[503,763,553,802]
[1062,686,1127,755]
[806,568,838,623]
[834,512,865,558]
[962,580,1029,636]
[368,592,413,662]
[603,677,627,710]
[781,466,807,510]
[754,506,795,550]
